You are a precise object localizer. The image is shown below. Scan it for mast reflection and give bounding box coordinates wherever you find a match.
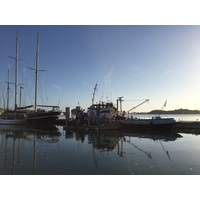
[0,125,61,175]
[65,129,182,161]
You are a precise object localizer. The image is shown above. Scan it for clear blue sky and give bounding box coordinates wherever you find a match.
[1,25,200,112]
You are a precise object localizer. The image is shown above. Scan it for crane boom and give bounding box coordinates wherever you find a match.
[127,99,149,113]
[92,84,97,105]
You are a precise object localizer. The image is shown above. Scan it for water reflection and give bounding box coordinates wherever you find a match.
[0,125,186,175]
[0,125,61,175]
[65,129,182,163]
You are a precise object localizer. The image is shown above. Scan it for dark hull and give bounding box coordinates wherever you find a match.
[27,111,61,127]
[123,123,176,134]
[123,117,177,133]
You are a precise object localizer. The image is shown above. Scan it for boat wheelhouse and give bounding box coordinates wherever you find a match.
[87,102,117,120]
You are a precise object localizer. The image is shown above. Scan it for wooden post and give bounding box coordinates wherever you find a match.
[65,107,71,128]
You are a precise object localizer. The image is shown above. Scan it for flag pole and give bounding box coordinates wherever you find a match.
[159,100,167,116]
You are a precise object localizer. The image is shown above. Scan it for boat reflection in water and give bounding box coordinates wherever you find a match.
[66,129,183,170]
[85,130,182,158]
[0,124,61,175]
[0,124,184,175]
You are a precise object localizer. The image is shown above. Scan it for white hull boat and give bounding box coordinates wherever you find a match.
[0,118,27,125]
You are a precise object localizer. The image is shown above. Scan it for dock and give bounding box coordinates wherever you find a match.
[173,121,200,134]
[174,121,200,128]
[55,118,123,131]
[55,119,200,134]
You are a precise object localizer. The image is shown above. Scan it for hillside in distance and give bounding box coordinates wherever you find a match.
[147,108,200,114]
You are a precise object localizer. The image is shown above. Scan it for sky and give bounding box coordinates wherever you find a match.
[1,25,200,112]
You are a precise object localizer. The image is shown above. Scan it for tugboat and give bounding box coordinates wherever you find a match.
[71,84,123,131]
[86,102,117,121]
[85,84,118,121]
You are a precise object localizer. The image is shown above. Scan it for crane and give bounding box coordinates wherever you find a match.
[92,84,98,105]
[118,96,124,112]
[127,99,149,113]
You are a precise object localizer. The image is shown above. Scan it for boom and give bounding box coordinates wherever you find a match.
[127,99,149,113]
[92,84,97,105]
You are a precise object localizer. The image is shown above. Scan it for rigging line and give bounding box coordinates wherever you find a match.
[38,75,43,104]
[26,69,35,104]
[127,140,152,159]
[124,99,148,101]
[24,70,33,101]
[159,140,170,160]
[39,50,48,104]
[150,140,158,152]
[148,101,153,110]
[18,38,26,60]
[45,70,48,103]
[123,101,140,108]
[41,71,47,105]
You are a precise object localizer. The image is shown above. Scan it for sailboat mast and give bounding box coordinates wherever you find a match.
[35,33,39,112]
[7,65,10,110]
[19,86,23,108]
[15,30,19,111]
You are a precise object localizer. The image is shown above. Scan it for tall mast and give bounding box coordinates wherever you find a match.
[15,30,19,111]
[35,33,39,112]
[7,65,10,110]
[19,86,23,108]
[8,30,23,111]
[28,33,45,111]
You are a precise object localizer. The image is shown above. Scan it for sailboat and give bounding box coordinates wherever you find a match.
[26,33,61,127]
[0,31,27,125]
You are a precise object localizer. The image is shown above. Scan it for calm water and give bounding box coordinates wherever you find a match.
[1,114,200,175]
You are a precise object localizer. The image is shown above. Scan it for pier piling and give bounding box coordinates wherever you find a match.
[65,107,71,128]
